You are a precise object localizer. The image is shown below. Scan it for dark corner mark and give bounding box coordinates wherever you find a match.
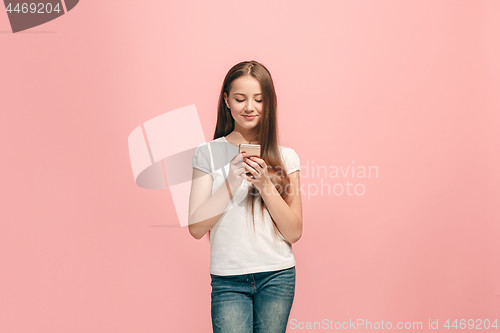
[3,0,79,33]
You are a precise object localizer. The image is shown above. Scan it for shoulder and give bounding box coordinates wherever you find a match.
[277,144,301,174]
[193,137,225,152]
[195,137,224,147]
[278,144,299,158]
[212,137,226,143]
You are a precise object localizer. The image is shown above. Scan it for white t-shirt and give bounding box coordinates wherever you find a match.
[191,136,301,276]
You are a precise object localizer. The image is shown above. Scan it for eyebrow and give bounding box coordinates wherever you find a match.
[234,93,262,96]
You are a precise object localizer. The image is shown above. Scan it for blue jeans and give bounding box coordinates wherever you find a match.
[210,266,296,333]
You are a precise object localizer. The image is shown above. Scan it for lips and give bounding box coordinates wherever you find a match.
[243,115,256,120]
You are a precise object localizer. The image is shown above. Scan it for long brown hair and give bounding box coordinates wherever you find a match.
[210,60,292,246]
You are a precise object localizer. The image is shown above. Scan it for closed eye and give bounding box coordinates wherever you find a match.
[236,99,263,103]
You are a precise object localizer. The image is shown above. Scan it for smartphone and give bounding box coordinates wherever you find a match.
[239,144,261,178]
[239,143,261,158]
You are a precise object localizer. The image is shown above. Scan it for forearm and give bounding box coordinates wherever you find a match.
[259,182,302,244]
[189,181,238,240]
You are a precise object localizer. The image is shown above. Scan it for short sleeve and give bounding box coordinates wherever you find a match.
[192,143,212,175]
[285,148,301,175]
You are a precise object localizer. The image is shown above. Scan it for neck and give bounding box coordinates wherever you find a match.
[226,129,258,144]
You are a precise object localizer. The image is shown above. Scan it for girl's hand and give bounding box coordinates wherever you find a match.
[226,152,246,192]
[242,156,273,193]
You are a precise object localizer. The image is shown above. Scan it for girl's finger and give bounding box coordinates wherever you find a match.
[246,158,262,170]
[244,163,258,175]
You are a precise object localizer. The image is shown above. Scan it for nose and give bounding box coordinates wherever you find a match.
[244,100,256,112]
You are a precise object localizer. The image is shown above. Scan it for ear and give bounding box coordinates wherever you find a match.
[223,92,229,107]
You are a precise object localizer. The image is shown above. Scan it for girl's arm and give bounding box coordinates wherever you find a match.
[188,168,238,240]
[259,170,303,244]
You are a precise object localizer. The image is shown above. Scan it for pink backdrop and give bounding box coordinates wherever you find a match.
[1,0,499,332]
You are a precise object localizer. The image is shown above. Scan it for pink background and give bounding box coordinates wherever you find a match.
[1,0,499,332]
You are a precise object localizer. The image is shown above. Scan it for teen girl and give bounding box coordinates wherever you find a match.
[188,60,303,333]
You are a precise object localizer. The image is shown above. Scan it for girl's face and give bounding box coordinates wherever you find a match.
[224,75,263,131]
